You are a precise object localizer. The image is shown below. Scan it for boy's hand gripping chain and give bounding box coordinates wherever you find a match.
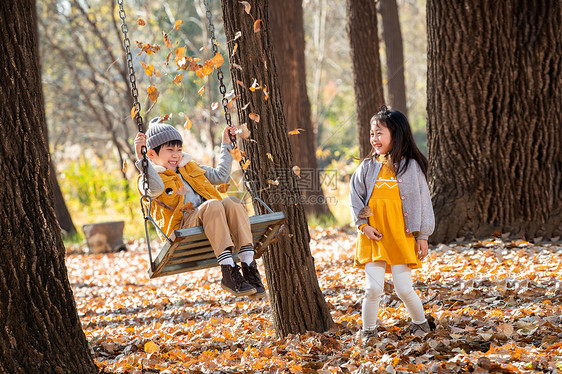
[203,0,273,214]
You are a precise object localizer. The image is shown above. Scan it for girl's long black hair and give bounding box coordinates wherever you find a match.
[366,105,428,177]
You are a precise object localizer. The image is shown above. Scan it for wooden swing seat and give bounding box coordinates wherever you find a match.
[149,211,285,278]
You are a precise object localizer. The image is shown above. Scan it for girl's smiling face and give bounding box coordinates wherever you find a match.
[148,144,183,170]
[370,121,392,155]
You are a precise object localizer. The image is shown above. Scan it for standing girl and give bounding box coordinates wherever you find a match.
[349,106,435,343]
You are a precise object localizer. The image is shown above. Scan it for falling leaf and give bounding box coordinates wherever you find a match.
[135,41,161,55]
[122,159,128,173]
[174,20,183,30]
[196,64,213,78]
[237,80,247,89]
[267,179,279,186]
[227,96,239,113]
[249,78,261,92]
[231,43,238,58]
[166,51,172,65]
[175,46,186,58]
[358,206,373,218]
[198,86,206,96]
[183,113,192,131]
[248,113,260,122]
[237,123,250,139]
[229,148,243,162]
[130,106,139,120]
[144,64,154,76]
[242,159,251,170]
[159,113,172,121]
[241,102,250,111]
[292,165,301,177]
[137,18,146,26]
[254,19,262,33]
[211,102,220,111]
[163,32,172,49]
[266,153,274,162]
[216,184,230,193]
[263,85,269,101]
[147,86,159,101]
[240,1,251,14]
[139,60,148,69]
[234,31,242,41]
[208,52,224,68]
[288,128,305,135]
[173,74,184,85]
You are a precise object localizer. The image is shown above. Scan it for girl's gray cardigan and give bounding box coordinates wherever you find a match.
[349,157,435,240]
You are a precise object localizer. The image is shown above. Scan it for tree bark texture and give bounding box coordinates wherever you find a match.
[269,0,334,218]
[379,0,408,117]
[347,0,386,158]
[49,159,77,235]
[0,1,98,373]
[427,0,562,243]
[221,0,334,337]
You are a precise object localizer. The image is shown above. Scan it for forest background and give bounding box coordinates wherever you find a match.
[2,0,561,372]
[38,0,426,239]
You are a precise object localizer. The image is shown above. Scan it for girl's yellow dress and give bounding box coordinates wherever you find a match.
[356,157,421,273]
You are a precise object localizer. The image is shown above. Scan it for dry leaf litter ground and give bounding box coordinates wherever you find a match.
[66,229,562,374]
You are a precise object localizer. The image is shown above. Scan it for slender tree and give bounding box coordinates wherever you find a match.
[346,0,386,157]
[50,159,77,235]
[379,0,408,117]
[0,1,97,372]
[269,0,333,218]
[427,0,562,242]
[220,0,334,337]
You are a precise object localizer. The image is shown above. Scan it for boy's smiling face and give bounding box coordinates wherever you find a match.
[147,143,183,171]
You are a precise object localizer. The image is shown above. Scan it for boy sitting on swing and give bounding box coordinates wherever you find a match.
[134,117,265,298]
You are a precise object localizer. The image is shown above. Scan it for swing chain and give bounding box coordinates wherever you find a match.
[116,0,149,199]
[202,0,263,206]
[203,0,232,141]
[116,0,168,259]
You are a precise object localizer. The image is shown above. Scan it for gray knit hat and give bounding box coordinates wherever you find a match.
[146,117,183,149]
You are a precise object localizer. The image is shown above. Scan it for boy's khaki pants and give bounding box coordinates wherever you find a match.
[179,196,253,257]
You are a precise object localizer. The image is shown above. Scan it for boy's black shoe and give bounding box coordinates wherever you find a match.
[241,261,267,298]
[221,264,257,296]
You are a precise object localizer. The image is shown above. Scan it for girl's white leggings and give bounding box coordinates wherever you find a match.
[362,261,426,330]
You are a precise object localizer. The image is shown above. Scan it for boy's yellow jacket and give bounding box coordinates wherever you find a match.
[137,156,225,241]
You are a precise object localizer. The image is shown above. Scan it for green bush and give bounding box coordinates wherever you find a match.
[58,156,144,238]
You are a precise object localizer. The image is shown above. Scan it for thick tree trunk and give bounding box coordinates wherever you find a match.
[269,0,333,218]
[221,0,334,337]
[49,159,77,235]
[0,1,98,373]
[346,0,386,158]
[427,0,562,243]
[379,0,408,117]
